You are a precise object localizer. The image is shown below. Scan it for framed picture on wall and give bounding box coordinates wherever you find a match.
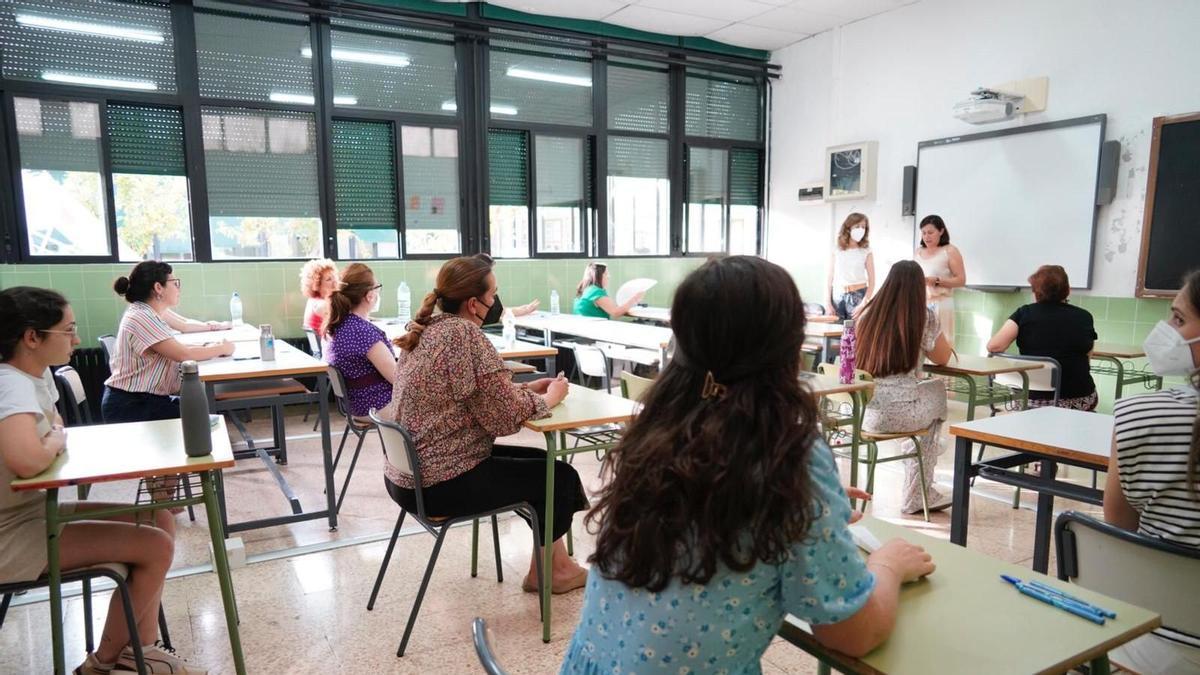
[824,141,878,201]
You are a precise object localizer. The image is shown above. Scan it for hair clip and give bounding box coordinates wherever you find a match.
[701,371,727,400]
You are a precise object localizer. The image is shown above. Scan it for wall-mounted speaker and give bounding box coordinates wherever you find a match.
[1096,140,1120,205]
[901,165,917,216]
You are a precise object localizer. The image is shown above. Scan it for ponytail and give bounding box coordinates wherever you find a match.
[394,291,438,352]
[323,262,376,337]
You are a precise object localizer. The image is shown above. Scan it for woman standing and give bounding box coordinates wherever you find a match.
[914,215,966,345]
[827,212,875,320]
[856,261,955,514]
[102,261,233,423]
[324,263,396,417]
[573,262,643,319]
[299,258,338,336]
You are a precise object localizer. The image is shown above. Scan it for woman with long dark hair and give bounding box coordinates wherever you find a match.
[856,260,954,514]
[561,256,936,672]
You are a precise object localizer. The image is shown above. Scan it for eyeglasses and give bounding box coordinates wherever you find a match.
[370,284,383,291]
[166,278,182,288]
[40,327,79,337]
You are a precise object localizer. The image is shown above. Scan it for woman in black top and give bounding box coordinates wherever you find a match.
[987,265,1098,410]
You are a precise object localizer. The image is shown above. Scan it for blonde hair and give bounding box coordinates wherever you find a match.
[299,259,338,299]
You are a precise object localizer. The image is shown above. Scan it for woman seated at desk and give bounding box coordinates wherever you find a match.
[986,265,1098,410]
[390,254,588,593]
[102,261,234,424]
[573,262,643,319]
[299,258,338,337]
[324,263,396,417]
[560,256,936,673]
[0,287,205,675]
[1105,269,1200,674]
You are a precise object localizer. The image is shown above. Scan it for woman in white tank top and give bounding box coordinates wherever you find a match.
[826,213,875,321]
[914,215,966,346]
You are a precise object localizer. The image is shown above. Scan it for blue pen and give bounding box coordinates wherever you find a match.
[1027,580,1116,619]
[1000,576,1106,624]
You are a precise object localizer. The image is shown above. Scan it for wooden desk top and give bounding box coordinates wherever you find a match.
[926,353,1046,376]
[780,516,1160,675]
[523,384,638,433]
[805,323,844,337]
[11,418,235,491]
[198,340,327,382]
[515,312,672,352]
[949,407,1113,468]
[1091,343,1145,359]
[804,372,873,397]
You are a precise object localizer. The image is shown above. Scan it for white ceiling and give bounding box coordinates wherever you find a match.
[436,0,918,51]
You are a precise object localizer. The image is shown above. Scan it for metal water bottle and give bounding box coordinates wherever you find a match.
[180,361,212,457]
[259,324,276,361]
[838,319,857,385]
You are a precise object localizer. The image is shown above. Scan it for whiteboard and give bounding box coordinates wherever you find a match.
[915,116,1104,288]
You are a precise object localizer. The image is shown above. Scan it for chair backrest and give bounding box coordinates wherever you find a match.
[369,410,429,517]
[815,363,873,407]
[53,365,92,425]
[304,328,322,359]
[472,618,510,675]
[1056,511,1200,639]
[326,366,353,419]
[619,371,654,401]
[97,334,116,367]
[573,344,609,380]
[991,353,1059,400]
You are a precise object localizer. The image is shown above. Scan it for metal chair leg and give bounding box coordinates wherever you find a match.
[326,425,353,496]
[367,510,406,611]
[490,514,503,582]
[334,431,367,514]
[471,519,480,578]
[525,507,546,622]
[83,578,93,653]
[112,577,147,675]
[158,604,171,650]
[0,593,10,628]
[398,529,449,657]
[181,478,196,522]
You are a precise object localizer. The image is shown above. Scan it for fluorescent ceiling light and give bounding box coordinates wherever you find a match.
[269,93,357,106]
[441,101,518,116]
[505,67,591,88]
[300,47,410,68]
[42,72,157,91]
[17,14,165,43]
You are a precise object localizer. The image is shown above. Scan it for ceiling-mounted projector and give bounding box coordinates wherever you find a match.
[953,88,1025,124]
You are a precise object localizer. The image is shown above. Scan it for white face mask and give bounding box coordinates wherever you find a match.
[850,227,867,243]
[1143,320,1200,377]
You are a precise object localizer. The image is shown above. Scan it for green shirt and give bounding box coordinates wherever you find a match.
[573,285,609,318]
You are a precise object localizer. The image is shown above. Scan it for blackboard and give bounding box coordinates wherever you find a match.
[1137,112,1200,296]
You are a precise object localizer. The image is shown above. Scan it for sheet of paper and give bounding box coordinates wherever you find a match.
[616,278,657,306]
[848,523,881,553]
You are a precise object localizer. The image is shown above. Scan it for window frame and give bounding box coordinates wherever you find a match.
[680,139,766,258]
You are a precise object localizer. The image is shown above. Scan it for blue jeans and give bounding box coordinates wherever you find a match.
[101,386,180,423]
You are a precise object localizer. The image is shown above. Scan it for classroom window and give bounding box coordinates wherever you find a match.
[489,40,592,127]
[194,4,312,104]
[14,97,110,257]
[202,106,322,259]
[401,125,460,255]
[535,135,587,255]
[607,136,669,256]
[0,0,177,93]
[107,103,193,261]
[685,70,761,142]
[329,20,457,115]
[331,119,399,259]
[607,60,669,134]
[728,148,763,255]
[488,128,529,258]
[685,146,727,254]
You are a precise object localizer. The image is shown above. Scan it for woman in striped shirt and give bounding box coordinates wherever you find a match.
[1105,269,1200,674]
[101,261,235,424]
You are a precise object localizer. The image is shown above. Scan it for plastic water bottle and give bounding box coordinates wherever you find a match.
[259,324,276,361]
[229,292,243,327]
[180,361,213,457]
[838,319,857,385]
[550,289,560,315]
[397,281,411,323]
[502,310,517,349]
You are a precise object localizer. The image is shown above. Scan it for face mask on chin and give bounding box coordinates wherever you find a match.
[1143,320,1200,377]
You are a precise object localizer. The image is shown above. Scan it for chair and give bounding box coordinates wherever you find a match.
[326,366,375,514]
[619,371,654,402]
[0,563,175,673]
[472,617,510,675]
[1055,511,1200,656]
[97,334,116,367]
[302,329,322,431]
[365,411,543,657]
[982,354,1063,505]
[565,342,612,393]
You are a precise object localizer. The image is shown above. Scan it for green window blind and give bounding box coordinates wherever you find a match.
[195,8,311,103]
[13,97,101,173]
[489,40,592,126]
[608,136,667,178]
[730,148,763,206]
[687,147,726,204]
[107,104,186,176]
[202,106,319,218]
[685,71,761,142]
[488,128,528,206]
[331,120,396,229]
[608,61,669,134]
[330,20,457,116]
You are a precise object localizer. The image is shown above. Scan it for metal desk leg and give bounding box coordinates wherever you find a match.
[1114,359,1125,400]
[962,374,978,422]
[542,431,558,643]
[202,470,246,675]
[1032,460,1058,574]
[1090,653,1112,675]
[823,336,835,364]
[950,436,972,546]
[849,390,862,509]
[46,489,65,674]
[317,373,337,530]
[1019,371,1030,410]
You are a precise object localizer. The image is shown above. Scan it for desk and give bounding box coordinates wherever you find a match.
[514,312,673,365]
[523,384,638,643]
[949,408,1113,573]
[173,324,260,344]
[626,305,671,324]
[198,339,337,534]
[778,516,1159,675]
[372,319,558,374]
[11,418,246,675]
[925,354,1042,421]
[805,373,874,501]
[805,323,843,365]
[1090,343,1163,400]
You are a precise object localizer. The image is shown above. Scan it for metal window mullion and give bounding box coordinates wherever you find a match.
[312,18,337,259]
[2,93,31,262]
[724,147,733,254]
[173,0,210,262]
[97,100,120,262]
[459,24,486,255]
[592,54,606,259]
[527,131,538,258]
[667,58,686,256]
[392,119,407,259]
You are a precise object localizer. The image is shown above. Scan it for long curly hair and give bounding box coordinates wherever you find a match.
[299,258,338,299]
[586,255,821,592]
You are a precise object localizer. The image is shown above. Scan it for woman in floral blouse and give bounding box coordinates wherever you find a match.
[389,254,589,593]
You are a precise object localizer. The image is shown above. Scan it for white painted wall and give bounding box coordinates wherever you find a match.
[766,0,1200,302]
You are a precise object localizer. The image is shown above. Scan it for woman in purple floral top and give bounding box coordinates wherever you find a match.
[324,263,395,417]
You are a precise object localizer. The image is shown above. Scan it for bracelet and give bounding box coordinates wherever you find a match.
[868,561,901,579]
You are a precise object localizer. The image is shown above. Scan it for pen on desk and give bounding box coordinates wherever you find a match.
[1000,575,1106,624]
[1027,579,1116,618]
[233,356,260,361]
